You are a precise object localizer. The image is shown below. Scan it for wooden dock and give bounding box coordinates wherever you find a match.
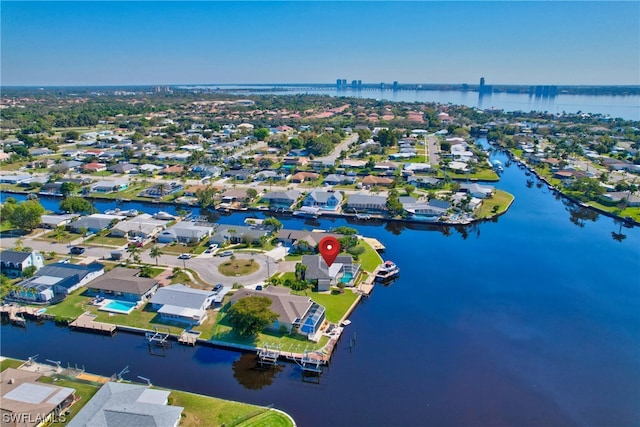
[178,330,200,346]
[69,312,116,335]
[0,304,45,325]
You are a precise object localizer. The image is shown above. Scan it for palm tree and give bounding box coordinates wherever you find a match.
[150,246,162,266]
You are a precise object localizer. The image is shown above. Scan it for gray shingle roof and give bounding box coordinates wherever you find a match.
[0,250,31,264]
[68,382,183,427]
[87,267,157,295]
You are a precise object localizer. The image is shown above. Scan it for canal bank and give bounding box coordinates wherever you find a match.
[0,356,296,427]
[2,159,639,426]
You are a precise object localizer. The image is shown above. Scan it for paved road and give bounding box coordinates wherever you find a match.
[314,133,359,164]
[427,134,440,166]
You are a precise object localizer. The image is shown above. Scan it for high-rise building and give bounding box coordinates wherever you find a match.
[479,77,485,93]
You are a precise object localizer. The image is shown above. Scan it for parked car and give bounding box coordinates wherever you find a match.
[178,253,191,260]
[213,284,223,293]
[69,246,85,255]
[218,250,233,257]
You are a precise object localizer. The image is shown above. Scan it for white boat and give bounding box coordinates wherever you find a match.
[153,211,175,220]
[375,261,400,281]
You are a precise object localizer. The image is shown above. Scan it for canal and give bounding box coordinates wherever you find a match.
[2,147,639,426]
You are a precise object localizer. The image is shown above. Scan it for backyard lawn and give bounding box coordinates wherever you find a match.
[211,304,328,352]
[0,358,24,372]
[168,389,293,427]
[476,190,515,219]
[294,289,359,323]
[352,240,383,273]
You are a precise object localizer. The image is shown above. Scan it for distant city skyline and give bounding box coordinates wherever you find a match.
[1,1,638,87]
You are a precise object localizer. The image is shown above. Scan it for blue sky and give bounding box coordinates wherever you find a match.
[1,1,638,86]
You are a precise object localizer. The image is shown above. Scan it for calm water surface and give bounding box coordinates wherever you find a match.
[186,85,640,120]
[2,148,640,426]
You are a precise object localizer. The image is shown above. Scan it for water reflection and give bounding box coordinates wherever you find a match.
[232,353,283,390]
[566,203,600,228]
[611,220,628,242]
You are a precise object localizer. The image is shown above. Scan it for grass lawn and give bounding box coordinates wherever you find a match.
[1,358,24,372]
[441,168,500,181]
[218,259,259,276]
[293,289,358,323]
[587,201,640,222]
[476,190,515,219]
[352,240,383,273]
[168,389,293,427]
[238,410,293,427]
[85,234,128,247]
[37,229,79,244]
[0,221,16,232]
[279,271,296,281]
[38,376,100,427]
[211,304,328,352]
[284,254,302,261]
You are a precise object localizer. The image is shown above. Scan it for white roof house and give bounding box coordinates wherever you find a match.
[150,284,215,325]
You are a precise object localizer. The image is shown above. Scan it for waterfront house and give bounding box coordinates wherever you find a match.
[109,214,168,240]
[150,284,215,325]
[40,213,77,229]
[156,222,213,244]
[209,224,270,246]
[229,287,326,337]
[86,267,159,303]
[91,179,129,193]
[68,382,183,427]
[1,368,76,426]
[260,190,302,209]
[301,255,360,291]
[39,182,64,196]
[68,214,125,234]
[10,262,105,303]
[0,250,45,279]
[303,190,343,211]
[220,189,252,204]
[345,193,387,212]
[460,183,494,199]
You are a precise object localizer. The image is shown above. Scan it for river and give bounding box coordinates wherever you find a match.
[2,145,639,426]
[183,85,640,121]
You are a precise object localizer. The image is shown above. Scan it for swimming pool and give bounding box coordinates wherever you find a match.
[340,272,354,284]
[99,300,137,315]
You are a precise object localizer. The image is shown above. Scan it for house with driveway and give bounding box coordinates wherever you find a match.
[303,190,344,211]
[229,286,326,338]
[275,229,341,253]
[109,214,168,240]
[150,284,215,325]
[68,214,126,234]
[209,224,270,246]
[157,222,213,244]
[0,250,45,279]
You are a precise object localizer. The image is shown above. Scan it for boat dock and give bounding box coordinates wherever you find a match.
[178,330,200,346]
[361,237,385,251]
[0,304,46,326]
[69,312,116,335]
